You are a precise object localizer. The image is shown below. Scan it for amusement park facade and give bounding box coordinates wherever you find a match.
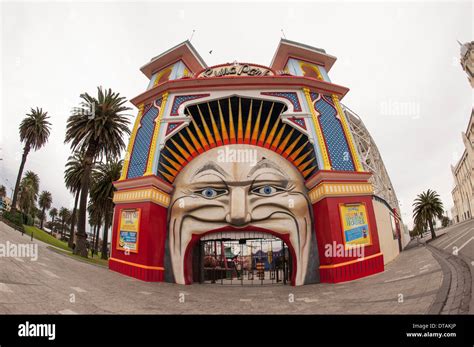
[109,39,409,286]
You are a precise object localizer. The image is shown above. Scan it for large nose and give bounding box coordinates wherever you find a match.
[226,187,250,226]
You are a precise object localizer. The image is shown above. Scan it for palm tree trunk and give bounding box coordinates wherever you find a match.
[428,218,436,240]
[75,143,97,257]
[11,145,30,213]
[40,206,46,229]
[91,225,97,251]
[68,191,80,249]
[95,220,101,253]
[101,213,110,260]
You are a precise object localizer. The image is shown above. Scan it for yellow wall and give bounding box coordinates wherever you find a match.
[373,199,400,265]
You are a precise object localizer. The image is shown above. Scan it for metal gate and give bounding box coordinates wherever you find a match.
[192,232,292,285]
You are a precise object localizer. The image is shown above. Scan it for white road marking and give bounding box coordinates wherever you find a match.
[70,287,87,293]
[14,258,24,262]
[443,230,473,249]
[0,283,13,292]
[58,309,77,314]
[384,274,415,283]
[36,262,47,267]
[457,237,474,252]
[239,299,252,302]
[436,227,470,247]
[42,269,59,278]
[419,264,432,273]
[139,291,152,295]
[296,297,318,303]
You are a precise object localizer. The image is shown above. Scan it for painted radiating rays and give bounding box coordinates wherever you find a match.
[157,96,318,183]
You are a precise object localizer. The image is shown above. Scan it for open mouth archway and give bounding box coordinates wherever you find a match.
[183,229,297,286]
[164,96,319,286]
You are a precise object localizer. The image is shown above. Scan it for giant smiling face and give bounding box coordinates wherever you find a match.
[167,144,314,286]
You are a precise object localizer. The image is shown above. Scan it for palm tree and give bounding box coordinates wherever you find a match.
[64,150,87,248]
[58,207,71,240]
[18,171,40,217]
[413,189,444,240]
[11,108,51,213]
[0,185,6,210]
[38,191,52,229]
[88,202,103,256]
[49,207,58,233]
[65,87,130,257]
[90,159,123,259]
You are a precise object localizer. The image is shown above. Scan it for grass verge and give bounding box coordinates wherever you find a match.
[23,225,109,267]
[23,225,71,251]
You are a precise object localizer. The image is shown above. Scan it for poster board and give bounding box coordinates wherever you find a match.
[117,208,141,253]
[339,203,372,247]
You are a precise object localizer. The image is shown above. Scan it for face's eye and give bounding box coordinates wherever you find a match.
[195,188,228,199]
[251,185,283,197]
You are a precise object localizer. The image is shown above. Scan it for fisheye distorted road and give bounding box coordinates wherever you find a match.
[1,220,472,314]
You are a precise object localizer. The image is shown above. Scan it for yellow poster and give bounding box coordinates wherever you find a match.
[117,209,140,253]
[339,203,371,247]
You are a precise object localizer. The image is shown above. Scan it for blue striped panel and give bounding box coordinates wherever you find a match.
[315,97,355,171]
[127,106,159,178]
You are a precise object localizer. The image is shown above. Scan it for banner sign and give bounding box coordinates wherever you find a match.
[339,203,371,247]
[117,209,140,253]
[198,63,274,78]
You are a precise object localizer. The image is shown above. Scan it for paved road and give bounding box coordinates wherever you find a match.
[419,219,474,313]
[427,220,474,266]
[0,220,457,314]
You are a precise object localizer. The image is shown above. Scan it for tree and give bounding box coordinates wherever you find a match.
[90,159,123,259]
[18,171,40,216]
[58,207,71,240]
[65,87,130,257]
[88,201,103,256]
[64,150,87,248]
[11,108,51,213]
[441,216,450,228]
[413,189,444,240]
[49,207,58,233]
[38,191,52,229]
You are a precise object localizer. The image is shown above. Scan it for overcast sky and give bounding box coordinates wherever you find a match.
[0,0,472,230]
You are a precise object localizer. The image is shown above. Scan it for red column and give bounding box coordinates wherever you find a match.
[313,195,384,283]
[109,201,168,281]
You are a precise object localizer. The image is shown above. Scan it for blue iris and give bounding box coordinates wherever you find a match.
[202,188,217,198]
[253,185,279,196]
[263,186,273,195]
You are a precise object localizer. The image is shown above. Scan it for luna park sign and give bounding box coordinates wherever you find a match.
[198,63,274,78]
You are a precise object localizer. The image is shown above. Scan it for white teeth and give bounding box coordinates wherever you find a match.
[200,231,279,241]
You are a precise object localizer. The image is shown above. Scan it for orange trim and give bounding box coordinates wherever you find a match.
[109,257,165,271]
[319,252,382,269]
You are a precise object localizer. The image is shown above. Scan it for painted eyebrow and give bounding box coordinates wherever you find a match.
[247,158,289,178]
[194,161,229,178]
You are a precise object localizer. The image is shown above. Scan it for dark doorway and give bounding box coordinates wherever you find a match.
[192,232,292,285]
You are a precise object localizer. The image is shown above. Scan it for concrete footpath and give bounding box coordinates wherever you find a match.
[0,220,468,314]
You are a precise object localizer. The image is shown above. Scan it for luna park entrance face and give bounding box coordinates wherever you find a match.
[191,232,292,285]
